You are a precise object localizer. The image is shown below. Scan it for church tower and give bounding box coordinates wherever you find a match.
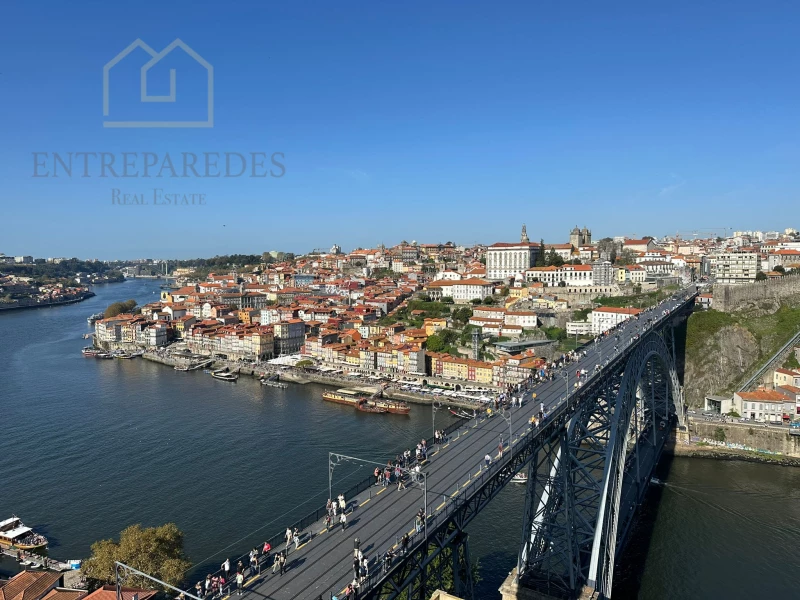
[581,226,592,246]
[521,224,529,244]
[570,225,581,248]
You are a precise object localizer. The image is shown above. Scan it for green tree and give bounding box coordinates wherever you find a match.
[618,249,638,265]
[482,296,495,305]
[755,271,767,281]
[774,265,786,274]
[470,298,482,305]
[81,523,191,590]
[712,427,726,442]
[441,296,454,304]
[535,240,546,267]
[452,306,473,324]
[545,248,564,267]
[426,333,446,352]
[104,299,138,318]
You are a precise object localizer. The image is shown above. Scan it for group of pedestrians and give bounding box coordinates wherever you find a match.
[325,494,349,531]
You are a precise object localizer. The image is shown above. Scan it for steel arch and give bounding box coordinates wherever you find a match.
[518,328,683,599]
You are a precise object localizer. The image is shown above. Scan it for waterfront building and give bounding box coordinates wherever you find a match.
[733,389,792,423]
[273,319,306,355]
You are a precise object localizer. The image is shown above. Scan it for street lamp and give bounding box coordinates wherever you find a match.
[562,371,569,405]
[432,400,442,442]
[498,407,513,450]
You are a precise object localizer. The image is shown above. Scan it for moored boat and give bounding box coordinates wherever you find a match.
[375,399,411,415]
[211,369,238,381]
[87,313,104,324]
[0,517,48,550]
[82,347,100,357]
[322,389,367,406]
[357,399,389,414]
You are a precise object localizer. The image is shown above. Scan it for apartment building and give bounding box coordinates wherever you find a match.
[714,251,760,284]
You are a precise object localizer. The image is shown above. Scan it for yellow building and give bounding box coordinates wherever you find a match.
[423,317,447,336]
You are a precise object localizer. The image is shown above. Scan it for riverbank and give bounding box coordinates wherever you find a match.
[139,351,482,408]
[0,291,96,312]
[667,439,800,467]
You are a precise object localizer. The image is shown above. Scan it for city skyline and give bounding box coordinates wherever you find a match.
[2,1,799,258]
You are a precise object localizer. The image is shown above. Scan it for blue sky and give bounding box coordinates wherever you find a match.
[1,0,799,259]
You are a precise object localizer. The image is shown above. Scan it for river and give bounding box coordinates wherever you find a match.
[1,279,798,598]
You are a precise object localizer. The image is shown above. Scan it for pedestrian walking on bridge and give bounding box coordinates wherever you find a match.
[340,511,347,532]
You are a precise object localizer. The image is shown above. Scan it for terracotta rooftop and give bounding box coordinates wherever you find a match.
[0,571,62,600]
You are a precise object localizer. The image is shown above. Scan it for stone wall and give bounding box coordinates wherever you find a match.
[688,419,800,457]
[713,273,800,314]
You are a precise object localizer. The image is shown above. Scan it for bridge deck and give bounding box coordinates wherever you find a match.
[217,292,694,600]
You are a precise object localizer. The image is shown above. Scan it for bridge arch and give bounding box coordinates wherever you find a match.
[518,327,684,600]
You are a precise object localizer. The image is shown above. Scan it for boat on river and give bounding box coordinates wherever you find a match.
[511,472,528,484]
[0,517,48,550]
[87,313,104,324]
[322,389,368,406]
[82,347,100,357]
[374,399,411,415]
[356,399,389,414]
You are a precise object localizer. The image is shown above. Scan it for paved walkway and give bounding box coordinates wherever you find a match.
[211,291,694,599]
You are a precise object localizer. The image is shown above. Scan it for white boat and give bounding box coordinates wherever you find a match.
[211,371,238,382]
[0,516,48,550]
[511,472,528,484]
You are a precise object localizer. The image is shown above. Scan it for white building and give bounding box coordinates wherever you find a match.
[714,251,761,284]
[426,278,494,303]
[525,264,593,286]
[734,390,791,423]
[486,225,540,280]
[590,306,642,335]
[566,321,592,336]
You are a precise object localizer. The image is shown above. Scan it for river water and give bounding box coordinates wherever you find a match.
[1,279,798,598]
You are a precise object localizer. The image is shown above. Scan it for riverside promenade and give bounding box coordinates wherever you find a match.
[140,351,487,408]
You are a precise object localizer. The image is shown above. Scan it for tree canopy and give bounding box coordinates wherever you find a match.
[755,271,767,281]
[104,299,138,318]
[81,523,192,590]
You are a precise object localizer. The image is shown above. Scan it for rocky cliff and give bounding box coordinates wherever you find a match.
[683,298,800,407]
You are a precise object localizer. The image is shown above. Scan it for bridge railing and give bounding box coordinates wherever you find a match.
[187,411,475,593]
[363,293,700,595]
[200,293,699,597]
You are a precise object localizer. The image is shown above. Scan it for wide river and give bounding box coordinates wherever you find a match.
[2,279,798,598]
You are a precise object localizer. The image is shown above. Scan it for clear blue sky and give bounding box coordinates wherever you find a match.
[1,1,799,259]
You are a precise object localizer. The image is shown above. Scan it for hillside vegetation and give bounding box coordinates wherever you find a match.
[683,304,800,406]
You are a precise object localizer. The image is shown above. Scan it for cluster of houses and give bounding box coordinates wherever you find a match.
[705,349,800,422]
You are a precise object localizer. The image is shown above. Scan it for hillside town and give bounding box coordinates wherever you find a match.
[87,225,800,389]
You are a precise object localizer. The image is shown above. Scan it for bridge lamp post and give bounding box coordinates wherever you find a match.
[562,371,569,404]
[432,400,442,442]
[499,407,513,449]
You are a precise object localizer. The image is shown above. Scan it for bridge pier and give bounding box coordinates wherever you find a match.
[500,570,600,600]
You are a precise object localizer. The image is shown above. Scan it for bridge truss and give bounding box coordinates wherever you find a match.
[364,319,686,600]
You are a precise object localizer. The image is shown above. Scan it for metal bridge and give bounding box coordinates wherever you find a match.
[118,289,697,600]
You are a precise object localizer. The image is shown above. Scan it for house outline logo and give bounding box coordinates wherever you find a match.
[103,38,214,128]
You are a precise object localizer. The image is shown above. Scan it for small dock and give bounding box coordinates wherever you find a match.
[0,548,77,572]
